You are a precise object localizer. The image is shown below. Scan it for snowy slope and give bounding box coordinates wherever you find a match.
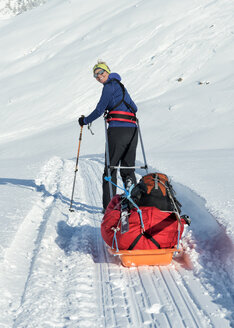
[0,0,234,327]
[0,0,47,18]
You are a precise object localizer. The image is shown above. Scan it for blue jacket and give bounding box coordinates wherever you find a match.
[84,73,138,127]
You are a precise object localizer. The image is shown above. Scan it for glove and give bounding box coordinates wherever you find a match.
[78,116,85,126]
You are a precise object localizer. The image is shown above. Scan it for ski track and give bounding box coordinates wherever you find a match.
[0,155,233,327]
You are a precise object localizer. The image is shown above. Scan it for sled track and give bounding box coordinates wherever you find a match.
[1,156,232,327]
[79,157,226,328]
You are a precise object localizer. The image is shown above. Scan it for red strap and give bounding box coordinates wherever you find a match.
[106,110,137,124]
[110,110,136,117]
[107,118,137,124]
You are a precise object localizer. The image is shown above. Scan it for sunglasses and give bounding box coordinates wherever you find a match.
[94,69,106,78]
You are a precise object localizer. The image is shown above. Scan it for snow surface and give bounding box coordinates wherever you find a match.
[0,0,47,18]
[0,0,234,327]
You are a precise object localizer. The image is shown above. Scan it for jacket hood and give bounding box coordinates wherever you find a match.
[106,73,121,83]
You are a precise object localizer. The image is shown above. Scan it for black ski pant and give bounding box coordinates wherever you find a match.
[103,127,138,209]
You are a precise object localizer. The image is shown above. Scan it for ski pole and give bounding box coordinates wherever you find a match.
[137,118,148,174]
[69,125,83,212]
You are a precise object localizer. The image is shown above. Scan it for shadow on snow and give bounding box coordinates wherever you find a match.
[0,177,101,213]
[55,219,119,265]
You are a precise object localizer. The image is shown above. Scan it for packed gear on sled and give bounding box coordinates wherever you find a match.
[129,173,182,213]
[101,173,190,266]
[101,194,186,250]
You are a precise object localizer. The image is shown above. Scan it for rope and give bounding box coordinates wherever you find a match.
[126,185,145,232]
[104,176,127,193]
[104,177,146,250]
[105,177,145,230]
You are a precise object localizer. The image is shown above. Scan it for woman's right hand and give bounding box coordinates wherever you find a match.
[78,115,85,126]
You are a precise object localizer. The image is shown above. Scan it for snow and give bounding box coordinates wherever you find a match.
[0,0,47,18]
[0,0,234,327]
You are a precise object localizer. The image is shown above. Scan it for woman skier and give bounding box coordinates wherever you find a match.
[78,61,138,212]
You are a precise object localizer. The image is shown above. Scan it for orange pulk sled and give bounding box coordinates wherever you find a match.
[102,118,190,267]
[101,177,189,267]
[108,248,180,267]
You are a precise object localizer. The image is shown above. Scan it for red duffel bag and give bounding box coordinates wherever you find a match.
[101,195,186,250]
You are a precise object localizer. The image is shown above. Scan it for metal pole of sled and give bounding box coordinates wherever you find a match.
[109,165,147,170]
[167,189,182,250]
[159,179,182,250]
[69,125,83,212]
[137,118,148,174]
[104,119,113,199]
